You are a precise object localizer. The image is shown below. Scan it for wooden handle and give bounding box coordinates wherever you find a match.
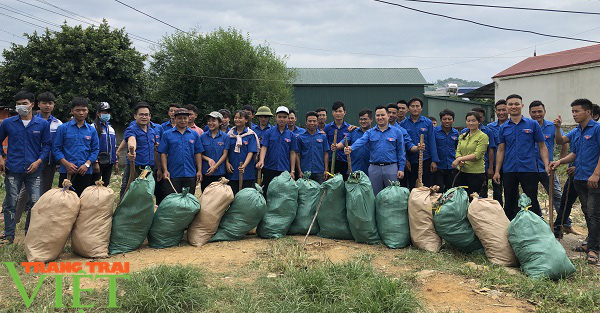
[239,162,244,191]
[331,129,338,174]
[257,169,262,186]
[549,170,554,231]
[344,136,352,174]
[417,134,424,188]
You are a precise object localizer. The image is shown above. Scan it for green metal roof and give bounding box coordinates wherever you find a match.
[292,68,430,86]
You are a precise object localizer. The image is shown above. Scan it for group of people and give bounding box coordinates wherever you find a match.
[1,90,599,266]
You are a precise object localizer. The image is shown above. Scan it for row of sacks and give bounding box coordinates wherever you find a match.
[23,168,577,280]
[418,186,577,280]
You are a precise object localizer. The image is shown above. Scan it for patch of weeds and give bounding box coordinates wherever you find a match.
[116,264,213,313]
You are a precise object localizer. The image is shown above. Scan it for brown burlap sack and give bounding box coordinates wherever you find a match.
[188,177,234,246]
[71,181,115,258]
[467,195,519,267]
[24,180,80,262]
[408,187,442,252]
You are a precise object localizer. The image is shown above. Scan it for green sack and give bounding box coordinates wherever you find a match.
[210,184,267,242]
[288,173,321,235]
[148,188,200,249]
[433,187,483,253]
[109,168,155,255]
[345,171,381,244]
[508,195,576,279]
[257,171,299,238]
[376,183,410,249]
[317,174,353,240]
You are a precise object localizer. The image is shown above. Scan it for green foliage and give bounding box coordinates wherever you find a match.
[434,77,485,88]
[148,27,295,120]
[0,21,147,126]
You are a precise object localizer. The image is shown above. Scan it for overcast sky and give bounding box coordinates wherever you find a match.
[1,0,599,84]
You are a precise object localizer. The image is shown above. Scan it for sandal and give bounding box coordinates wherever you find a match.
[587,251,599,265]
[575,244,588,253]
[0,236,14,247]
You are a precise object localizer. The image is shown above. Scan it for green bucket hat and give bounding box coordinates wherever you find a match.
[255,106,273,117]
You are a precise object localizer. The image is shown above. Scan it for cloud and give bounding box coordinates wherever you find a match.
[1,0,599,83]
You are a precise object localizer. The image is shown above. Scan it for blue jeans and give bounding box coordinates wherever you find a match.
[2,170,41,238]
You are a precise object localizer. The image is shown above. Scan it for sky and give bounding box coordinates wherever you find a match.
[1,0,599,84]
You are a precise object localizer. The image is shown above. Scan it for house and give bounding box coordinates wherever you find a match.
[493,44,600,124]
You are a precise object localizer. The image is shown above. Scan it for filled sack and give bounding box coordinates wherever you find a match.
[149,186,200,248]
[508,194,576,279]
[376,183,410,248]
[317,174,353,240]
[288,173,321,235]
[467,195,518,267]
[433,187,483,253]
[210,184,267,242]
[71,181,115,258]
[187,178,233,246]
[257,171,298,239]
[345,171,380,244]
[408,186,442,252]
[24,180,80,262]
[109,168,155,255]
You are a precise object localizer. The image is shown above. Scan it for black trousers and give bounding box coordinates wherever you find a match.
[333,160,349,181]
[201,175,223,192]
[262,168,283,200]
[492,170,503,206]
[164,177,197,197]
[59,173,93,197]
[92,163,114,187]
[408,159,433,189]
[502,172,541,220]
[454,171,486,198]
[434,169,457,193]
[229,179,256,195]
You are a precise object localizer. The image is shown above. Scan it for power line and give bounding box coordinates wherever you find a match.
[113,0,187,33]
[0,28,26,39]
[373,0,600,44]
[397,0,600,15]
[0,39,16,44]
[0,12,52,30]
[0,4,61,28]
[32,0,160,46]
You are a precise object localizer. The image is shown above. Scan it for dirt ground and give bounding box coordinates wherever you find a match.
[51,234,551,313]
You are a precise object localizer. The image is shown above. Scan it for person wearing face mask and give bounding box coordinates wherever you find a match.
[91,102,117,187]
[0,91,51,246]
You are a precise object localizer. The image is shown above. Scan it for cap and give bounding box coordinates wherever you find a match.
[275,106,289,115]
[174,108,190,116]
[206,111,223,121]
[97,102,111,112]
[255,106,273,117]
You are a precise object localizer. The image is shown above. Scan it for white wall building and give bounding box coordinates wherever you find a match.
[493,44,600,124]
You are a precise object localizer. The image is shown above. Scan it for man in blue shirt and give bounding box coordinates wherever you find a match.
[316,107,327,131]
[493,94,550,220]
[54,97,100,197]
[161,103,180,133]
[345,105,405,195]
[388,102,419,187]
[400,98,439,189]
[0,91,51,245]
[15,92,62,223]
[347,109,373,175]
[487,100,509,205]
[252,106,273,146]
[120,102,162,199]
[200,111,230,191]
[325,101,352,180]
[396,100,408,124]
[288,109,306,136]
[434,109,459,193]
[295,111,329,183]
[529,101,567,219]
[241,105,258,129]
[256,106,298,198]
[158,108,204,195]
[550,98,600,265]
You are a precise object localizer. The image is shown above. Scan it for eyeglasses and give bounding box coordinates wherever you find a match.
[136,113,150,117]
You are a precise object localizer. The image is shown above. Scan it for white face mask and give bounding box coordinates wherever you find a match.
[15,104,30,116]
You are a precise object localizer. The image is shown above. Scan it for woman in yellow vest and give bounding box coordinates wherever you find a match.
[452,112,489,196]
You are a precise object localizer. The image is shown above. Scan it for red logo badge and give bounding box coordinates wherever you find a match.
[317,139,323,143]
[284,138,291,143]
[85,136,90,140]
[244,141,248,145]
[420,128,426,132]
[585,135,592,140]
[545,135,550,139]
[218,142,223,146]
[189,140,195,144]
[388,137,395,142]
[451,136,457,140]
[524,129,532,133]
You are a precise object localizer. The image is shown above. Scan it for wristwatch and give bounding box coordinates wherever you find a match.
[84,163,90,168]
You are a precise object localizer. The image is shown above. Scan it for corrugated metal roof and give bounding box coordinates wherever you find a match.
[292,68,429,85]
[493,44,600,78]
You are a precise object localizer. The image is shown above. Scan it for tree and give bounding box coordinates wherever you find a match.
[148,27,295,121]
[0,21,147,126]
[434,77,485,88]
